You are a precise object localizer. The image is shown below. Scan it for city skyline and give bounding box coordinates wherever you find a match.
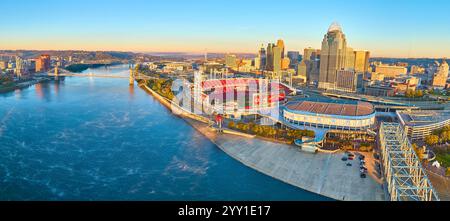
[1,0,450,58]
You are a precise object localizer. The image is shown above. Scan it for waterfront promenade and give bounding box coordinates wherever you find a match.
[186,119,386,201]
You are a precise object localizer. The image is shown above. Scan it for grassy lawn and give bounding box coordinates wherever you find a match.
[435,152,450,168]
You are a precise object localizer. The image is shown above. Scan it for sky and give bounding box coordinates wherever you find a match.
[1,0,450,58]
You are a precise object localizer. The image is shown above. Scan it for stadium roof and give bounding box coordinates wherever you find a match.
[285,99,374,117]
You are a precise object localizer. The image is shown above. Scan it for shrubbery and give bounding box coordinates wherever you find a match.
[227,121,314,143]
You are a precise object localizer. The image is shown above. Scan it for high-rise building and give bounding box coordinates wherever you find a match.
[276,39,285,58]
[265,43,274,71]
[15,56,25,78]
[431,59,449,88]
[257,45,266,71]
[297,60,307,78]
[303,47,320,61]
[225,54,238,69]
[303,48,314,61]
[35,54,51,72]
[345,47,355,70]
[287,51,300,68]
[273,46,283,74]
[354,51,370,74]
[318,23,348,90]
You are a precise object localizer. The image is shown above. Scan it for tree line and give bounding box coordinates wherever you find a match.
[425,125,450,146]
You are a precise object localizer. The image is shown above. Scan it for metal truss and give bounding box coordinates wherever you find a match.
[379,122,440,201]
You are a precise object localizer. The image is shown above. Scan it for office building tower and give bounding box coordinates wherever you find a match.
[345,47,355,70]
[297,60,307,78]
[273,46,283,73]
[276,39,285,58]
[265,43,274,71]
[354,51,370,74]
[35,54,51,72]
[257,45,266,71]
[304,47,320,61]
[287,51,300,68]
[319,22,348,90]
[432,59,449,88]
[15,56,25,78]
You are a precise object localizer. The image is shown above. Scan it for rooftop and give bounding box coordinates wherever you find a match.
[285,99,374,116]
[397,110,450,127]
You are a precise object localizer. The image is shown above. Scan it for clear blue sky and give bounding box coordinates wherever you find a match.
[1,0,449,58]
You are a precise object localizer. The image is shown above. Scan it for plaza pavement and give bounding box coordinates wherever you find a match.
[187,119,386,201]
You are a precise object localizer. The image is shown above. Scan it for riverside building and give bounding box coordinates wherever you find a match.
[397,110,450,141]
[283,99,375,131]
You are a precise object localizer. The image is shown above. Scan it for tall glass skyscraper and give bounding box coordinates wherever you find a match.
[265,43,274,71]
[318,23,348,90]
[258,45,267,71]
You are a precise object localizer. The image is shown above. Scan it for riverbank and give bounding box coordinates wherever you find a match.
[139,81,385,201]
[0,77,49,94]
[65,62,123,73]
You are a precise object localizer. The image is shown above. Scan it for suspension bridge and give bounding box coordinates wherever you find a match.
[36,65,157,83]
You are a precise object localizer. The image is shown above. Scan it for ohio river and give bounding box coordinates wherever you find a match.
[0,65,327,200]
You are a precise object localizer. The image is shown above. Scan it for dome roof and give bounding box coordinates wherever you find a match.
[328,22,342,33]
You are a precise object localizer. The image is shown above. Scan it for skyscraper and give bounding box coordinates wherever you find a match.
[257,45,266,71]
[297,60,307,78]
[319,23,348,90]
[265,43,274,71]
[354,51,370,74]
[15,56,24,78]
[276,39,285,58]
[35,54,51,72]
[303,48,320,61]
[287,51,299,68]
[345,47,355,70]
[273,45,283,74]
[432,59,449,88]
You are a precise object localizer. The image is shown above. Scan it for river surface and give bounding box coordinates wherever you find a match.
[0,65,327,200]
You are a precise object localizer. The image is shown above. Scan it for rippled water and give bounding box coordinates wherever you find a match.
[0,65,327,200]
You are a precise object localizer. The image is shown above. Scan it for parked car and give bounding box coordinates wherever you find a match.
[360,173,366,178]
[341,157,348,161]
[346,163,352,166]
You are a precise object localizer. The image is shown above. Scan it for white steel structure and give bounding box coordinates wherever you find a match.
[379,122,439,201]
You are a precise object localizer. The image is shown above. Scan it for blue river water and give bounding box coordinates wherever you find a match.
[0,65,327,200]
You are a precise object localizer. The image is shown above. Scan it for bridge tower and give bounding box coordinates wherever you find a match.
[54,65,59,80]
[129,67,134,85]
